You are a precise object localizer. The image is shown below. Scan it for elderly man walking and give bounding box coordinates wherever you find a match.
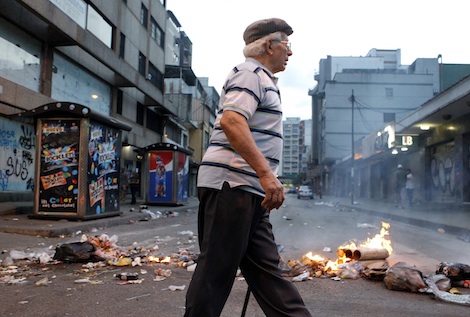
[184,18,312,317]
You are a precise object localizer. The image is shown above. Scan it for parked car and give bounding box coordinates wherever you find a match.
[297,185,313,199]
[286,187,297,194]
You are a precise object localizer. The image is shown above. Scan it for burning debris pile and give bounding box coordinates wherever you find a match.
[282,221,392,281]
[280,221,470,306]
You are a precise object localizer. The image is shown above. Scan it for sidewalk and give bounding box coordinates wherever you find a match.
[332,195,470,241]
[0,197,200,238]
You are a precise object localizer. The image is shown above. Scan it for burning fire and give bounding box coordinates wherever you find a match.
[339,221,393,256]
[148,255,172,264]
[301,221,392,276]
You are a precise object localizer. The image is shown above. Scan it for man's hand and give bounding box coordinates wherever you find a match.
[259,172,285,211]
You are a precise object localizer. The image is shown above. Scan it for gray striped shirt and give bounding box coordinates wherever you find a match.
[197,58,283,196]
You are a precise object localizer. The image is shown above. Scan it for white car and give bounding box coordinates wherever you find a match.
[297,185,313,199]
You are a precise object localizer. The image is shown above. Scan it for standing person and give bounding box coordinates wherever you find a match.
[184,18,311,317]
[395,164,407,209]
[406,168,414,207]
[120,168,129,202]
[129,171,140,205]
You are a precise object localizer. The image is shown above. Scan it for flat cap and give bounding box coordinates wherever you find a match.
[243,18,293,45]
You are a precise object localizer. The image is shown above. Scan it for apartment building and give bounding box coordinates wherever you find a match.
[0,1,218,205]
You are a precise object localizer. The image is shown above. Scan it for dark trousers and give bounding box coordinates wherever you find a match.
[130,184,139,204]
[184,183,311,317]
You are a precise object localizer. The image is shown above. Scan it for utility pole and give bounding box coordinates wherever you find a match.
[350,90,355,205]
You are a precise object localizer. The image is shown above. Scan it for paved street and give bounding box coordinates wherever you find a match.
[1,195,470,316]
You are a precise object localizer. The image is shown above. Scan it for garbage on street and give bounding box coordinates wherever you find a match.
[1,216,469,308]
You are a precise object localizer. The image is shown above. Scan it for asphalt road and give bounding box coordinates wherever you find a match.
[1,195,469,317]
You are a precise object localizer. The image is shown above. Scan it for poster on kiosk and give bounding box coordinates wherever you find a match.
[25,102,131,220]
[147,149,189,205]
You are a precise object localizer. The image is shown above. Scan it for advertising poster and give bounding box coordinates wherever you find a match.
[38,119,80,213]
[176,152,189,203]
[87,121,121,215]
[148,151,173,203]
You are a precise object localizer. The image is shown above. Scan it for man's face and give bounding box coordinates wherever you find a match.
[270,36,293,73]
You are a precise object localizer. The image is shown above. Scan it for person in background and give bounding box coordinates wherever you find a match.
[120,168,129,202]
[184,18,312,317]
[129,171,140,205]
[406,168,414,207]
[395,164,407,209]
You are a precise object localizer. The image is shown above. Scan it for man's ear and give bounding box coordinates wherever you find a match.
[266,40,274,55]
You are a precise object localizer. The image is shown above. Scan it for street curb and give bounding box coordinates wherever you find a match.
[0,202,199,238]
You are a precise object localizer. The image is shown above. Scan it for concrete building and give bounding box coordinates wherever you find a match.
[281,117,301,178]
[0,1,218,203]
[332,75,470,205]
[310,49,439,166]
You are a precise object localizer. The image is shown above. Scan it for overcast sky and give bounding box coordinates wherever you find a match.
[166,0,469,120]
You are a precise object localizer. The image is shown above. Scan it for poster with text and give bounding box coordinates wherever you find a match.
[87,121,121,215]
[38,119,80,213]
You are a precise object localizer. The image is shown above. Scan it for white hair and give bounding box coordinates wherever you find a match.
[243,31,285,58]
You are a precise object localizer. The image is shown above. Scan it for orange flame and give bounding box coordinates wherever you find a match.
[148,255,171,264]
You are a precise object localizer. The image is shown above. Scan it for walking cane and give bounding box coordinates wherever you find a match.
[241,287,251,317]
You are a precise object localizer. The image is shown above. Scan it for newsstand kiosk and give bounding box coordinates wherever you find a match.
[18,102,132,220]
[143,143,193,206]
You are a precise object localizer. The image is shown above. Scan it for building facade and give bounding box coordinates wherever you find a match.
[0,0,218,201]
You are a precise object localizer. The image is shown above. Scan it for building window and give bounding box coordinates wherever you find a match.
[150,17,164,48]
[119,32,125,58]
[140,3,148,29]
[384,113,395,123]
[86,5,112,48]
[148,62,164,92]
[385,87,393,97]
[117,89,123,114]
[0,18,41,92]
[146,109,164,135]
[136,102,145,125]
[52,53,111,115]
[138,52,146,76]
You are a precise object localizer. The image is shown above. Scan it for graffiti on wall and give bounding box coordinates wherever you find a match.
[429,142,456,202]
[0,118,35,191]
[431,156,455,194]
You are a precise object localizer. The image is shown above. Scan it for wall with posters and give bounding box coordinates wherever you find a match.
[0,117,35,192]
[38,119,80,213]
[147,149,189,205]
[86,121,122,215]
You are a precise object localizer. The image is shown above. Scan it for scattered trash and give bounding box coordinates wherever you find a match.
[178,230,194,236]
[425,278,470,306]
[167,285,186,291]
[357,223,377,229]
[449,287,462,295]
[35,277,49,287]
[292,271,310,282]
[438,228,445,234]
[186,263,197,272]
[453,280,470,288]
[383,262,426,293]
[155,268,172,277]
[337,261,363,279]
[115,272,139,281]
[436,262,470,281]
[53,242,104,263]
[126,293,151,301]
[117,279,143,285]
[10,250,35,260]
